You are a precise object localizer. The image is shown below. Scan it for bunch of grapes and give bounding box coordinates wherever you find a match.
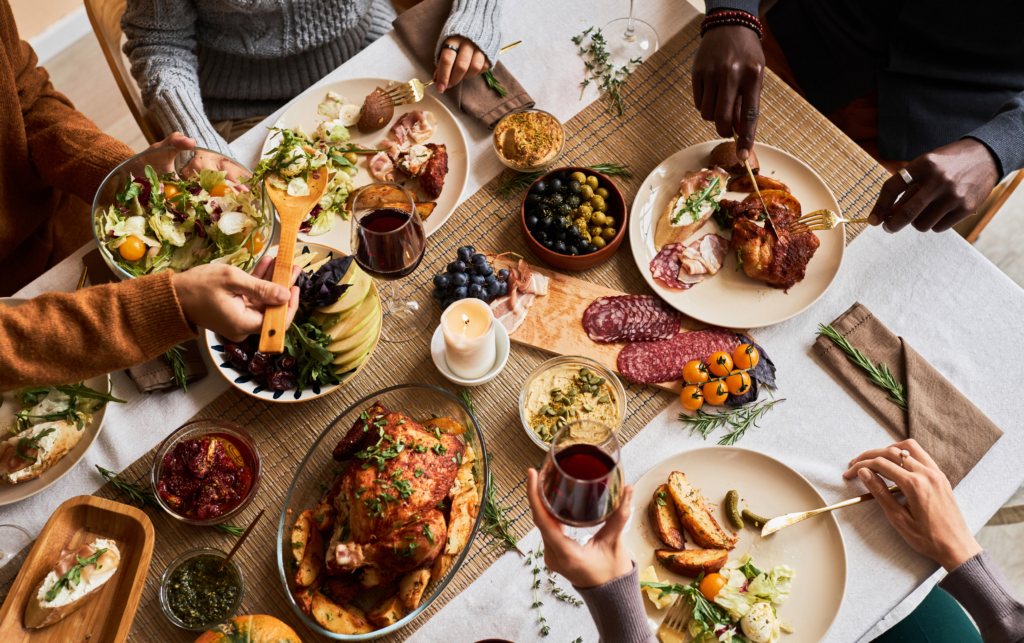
[431,245,511,310]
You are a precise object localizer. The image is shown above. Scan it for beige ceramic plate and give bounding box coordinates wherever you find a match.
[624,446,847,642]
[0,299,111,506]
[262,77,469,253]
[629,141,844,328]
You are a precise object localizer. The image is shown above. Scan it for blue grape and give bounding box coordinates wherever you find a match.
[470,274,486,286]
[468,284,484,298]
[447,260,466,274]
[452,286,468,300]
[433,274,450,289]
[451,272,468,287]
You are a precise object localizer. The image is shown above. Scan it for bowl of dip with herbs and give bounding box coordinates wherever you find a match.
[160,548,243,630]
[493,108,565,171]
[519,355,625,450]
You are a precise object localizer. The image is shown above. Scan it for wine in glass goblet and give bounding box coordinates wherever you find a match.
[602,0,660,67]
[540,419,624,529]
[349,182,429,343]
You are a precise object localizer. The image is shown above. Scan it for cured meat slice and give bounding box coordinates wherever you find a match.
[617,328,742,384]
[583,295,683,343]
[699,234,729,275]
[650,244,699,290]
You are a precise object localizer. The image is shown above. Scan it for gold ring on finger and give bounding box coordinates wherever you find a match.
[900,449,910,468]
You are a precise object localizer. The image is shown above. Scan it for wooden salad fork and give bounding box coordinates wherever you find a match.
[760,484,900,536]
[258,171,329,353]
[382,41,523,107]
[787,209,872,235]
[657,594,694,643]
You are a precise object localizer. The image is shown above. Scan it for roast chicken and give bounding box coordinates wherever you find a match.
[723,199,820,291]
[327,402,464,584]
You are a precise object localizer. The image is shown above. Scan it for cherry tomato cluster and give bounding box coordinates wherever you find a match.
[679,343,760,411]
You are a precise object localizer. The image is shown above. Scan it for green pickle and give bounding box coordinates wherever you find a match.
[742,509,769,528]
[166,554,240,628]
[724,490,744,529]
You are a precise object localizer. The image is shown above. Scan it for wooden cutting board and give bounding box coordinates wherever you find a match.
[509,264,716,394]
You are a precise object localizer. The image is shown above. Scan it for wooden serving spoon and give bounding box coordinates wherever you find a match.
[259,171,329,353]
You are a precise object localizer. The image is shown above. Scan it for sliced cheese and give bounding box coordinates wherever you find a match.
[639,565,676,610]
[317,265,370,314]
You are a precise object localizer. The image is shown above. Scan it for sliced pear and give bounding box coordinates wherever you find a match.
[318,267,371,314]
[334,347,374,375]
[333,323,379,368]
[324,290,378,342]
[327,307,379,352]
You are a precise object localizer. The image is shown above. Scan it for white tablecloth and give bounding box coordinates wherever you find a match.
[7,0,1024,641]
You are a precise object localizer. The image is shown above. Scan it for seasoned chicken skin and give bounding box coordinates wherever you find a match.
[418,143,448,200]
[728,204,820,291]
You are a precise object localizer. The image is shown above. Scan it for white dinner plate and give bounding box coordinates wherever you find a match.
[262,77,469,253]
[629,141,845,328]
[0,299,111,506]
[624,446,847,642]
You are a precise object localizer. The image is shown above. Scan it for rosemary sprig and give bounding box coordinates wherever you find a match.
[496,163,633,198]
[482,70,508,97]
[164,344,188,392]
[573,27,641,116]
[678,398,785,445]
[215,523,245,537]
[458,387,477,417]
[817,324,908,411]
[96,465,160,509]
[482,454,520,554]
[528,549,550,635]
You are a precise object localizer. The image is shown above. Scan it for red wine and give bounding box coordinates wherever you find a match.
[353,207,425,281]
[541,444,622,527]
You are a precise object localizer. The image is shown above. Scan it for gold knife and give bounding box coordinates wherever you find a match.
[760,484,900,536]
[731,131,779,239]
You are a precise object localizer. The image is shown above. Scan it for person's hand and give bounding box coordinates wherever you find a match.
[868,139,999,233]
[843,439,982,571]
[172,257,301,342]
[434,36,490,93]
[526,468,635,588]
[147,131,196,153]
[692,17,765,160]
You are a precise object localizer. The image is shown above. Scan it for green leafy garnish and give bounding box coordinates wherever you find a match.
[678,397,785,445]
[96,465,160,509]
[482,70,508,97]
[816,324,908,411]
[45,548,108,602]
[672,176,722,225]
[164,344,189,392]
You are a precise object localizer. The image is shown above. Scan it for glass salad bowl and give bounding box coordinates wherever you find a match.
[277,383,488,640]
[92,146,276,281]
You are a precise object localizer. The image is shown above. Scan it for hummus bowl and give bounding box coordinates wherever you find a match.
[519,355,626,451]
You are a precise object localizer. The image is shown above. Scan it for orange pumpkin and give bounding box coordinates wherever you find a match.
[195,615,301,643]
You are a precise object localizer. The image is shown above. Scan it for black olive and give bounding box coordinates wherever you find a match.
[543,239,555,250]
[567,245,579,256]
[567,195,580,207]
[554,231,566,242]
[559,203,573,216]
[537,216,551,231]
[531,181,547,195]
[548,194,563,206]
[568,180,581,193]
[553,240,567,254]
[525,193,540,206]
[558,171,572,183]
[525,214,539,230]
[534,230,549,244]
[549,178,563,192]
[588,243,600,254]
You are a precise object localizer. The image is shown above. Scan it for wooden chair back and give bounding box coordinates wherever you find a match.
[83,0,164,145]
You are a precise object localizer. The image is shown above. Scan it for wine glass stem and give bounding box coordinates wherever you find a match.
[385,280,404,315]
[624,0,637,41]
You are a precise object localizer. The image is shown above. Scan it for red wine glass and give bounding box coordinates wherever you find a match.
[540,419,624,529]
[350,182,429,343]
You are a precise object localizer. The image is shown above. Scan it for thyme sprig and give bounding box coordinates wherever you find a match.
[573,27,641,116]
[482,70,508,97]
[96,465,160,509]
[678,397,785,445]
[164,344,188,392]
[527,549,550,636]
[817,324,908,411]
[496,163,633,198]
[547,578,584,607]
[215,523,245,537]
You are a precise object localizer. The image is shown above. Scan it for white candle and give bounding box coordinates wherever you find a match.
[441,299,496,379]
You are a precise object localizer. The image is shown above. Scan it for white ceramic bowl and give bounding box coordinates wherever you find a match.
[430,322,510,386]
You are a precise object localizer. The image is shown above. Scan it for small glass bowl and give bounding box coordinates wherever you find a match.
[159,547,244,630]
[519,355,627,451]
[151,419,262,527]
[492,108,566,171]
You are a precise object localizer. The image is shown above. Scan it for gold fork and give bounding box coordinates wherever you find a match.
[382,41,523,107]
[657,594,694,643]
[787,209,872,235]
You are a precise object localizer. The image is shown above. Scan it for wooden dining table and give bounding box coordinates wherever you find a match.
[3,1,1024,641]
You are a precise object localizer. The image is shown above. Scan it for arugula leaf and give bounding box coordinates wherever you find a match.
[640,576,731,636]
[115,179,141,206]
[45,548,108,602]
[740,559,763,580]
[673,176,722,225]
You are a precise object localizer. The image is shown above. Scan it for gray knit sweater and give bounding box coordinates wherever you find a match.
[122,0,502,155]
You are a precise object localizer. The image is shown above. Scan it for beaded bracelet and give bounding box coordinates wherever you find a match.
[700,10,763,39]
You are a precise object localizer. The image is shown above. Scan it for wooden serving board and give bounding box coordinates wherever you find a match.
[0,496,155,643]
[509,264,717,394]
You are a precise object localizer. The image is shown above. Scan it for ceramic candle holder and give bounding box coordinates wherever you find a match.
[440,299,497,380]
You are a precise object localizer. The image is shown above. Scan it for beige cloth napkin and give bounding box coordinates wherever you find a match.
[82,249,208,393]
[813,302,1002,487]
[392,0,534,129]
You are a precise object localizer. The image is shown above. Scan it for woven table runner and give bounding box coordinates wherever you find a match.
[1,15,886,642]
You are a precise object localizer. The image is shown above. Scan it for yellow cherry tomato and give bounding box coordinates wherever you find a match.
[733,343,760,370]
[702,380,728,405]
[725,370,752,396]
[249,231,265,255]
[209,184,234,197]
[118,236,147,261]
[682,360,709,385]
[700,573,728,601]
[680,385,704,411]
[162,183,180,199]
[708,351,734,377]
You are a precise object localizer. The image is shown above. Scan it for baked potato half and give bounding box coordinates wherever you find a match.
[648,483,685,549]
[667,472,737,550]
[311,591,373,634]
[367,593,406,628]
[295,514,324,587]
[655,548,728,576]
[399,568,432,610]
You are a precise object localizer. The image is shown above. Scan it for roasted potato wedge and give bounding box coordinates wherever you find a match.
[291,509,313,563]
[294,572,324,617]
[446,489,478,556]
[727,174,789,193]
[709,140,758,175]
[649,484,685,549]
[398,568,432,610]
[368,593,407,628]
[667,472,738,550]
[386,201,437,221]
[323,574,361,605]
[742,189,801,217]
[431,553,453,584]
[422,416,467,435]
[295,517,324,587]
[655,548,729,576]
[311,591,374,634]
[313,499,337,532]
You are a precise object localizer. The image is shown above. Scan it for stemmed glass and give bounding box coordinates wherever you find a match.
[0,524,33,568]
[540,420,624,530]
[350,182,428,343]
[602,1,660,67]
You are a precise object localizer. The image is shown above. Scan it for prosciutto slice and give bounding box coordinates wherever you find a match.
[368,151,397,181]
[390,111,437,151]
[488,254,549,333]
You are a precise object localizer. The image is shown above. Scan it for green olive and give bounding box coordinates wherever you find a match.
[580,185,594,200]
[596,201,608,213]
[591,213,606,226]
[602,216,616,228]
[586,176,600,190]
[344,166,358,177]
[602,227,617,240]
[578,204,593,218]
[589,195,606,210]
[343,152,359,165]
[590,226,604,238]
[595,187,609,199]
[592,235,607,249]
[571,171,587,184]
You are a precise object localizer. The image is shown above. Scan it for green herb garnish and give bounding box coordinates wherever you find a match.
[817,324,908,411]
[641,575,731,637]
[45,548,108,602]
[678,397,785,445]
[482,70,508,97]
[96,465,160,509]
[496,163,632,199]
[164,344,189,392]
[214,523,245,537]
[573,27,641,116]
[673,176,722,225]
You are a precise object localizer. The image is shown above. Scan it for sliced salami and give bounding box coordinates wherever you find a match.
[650,243,698,290]
[583,295,683,343]
[617,327,743,384]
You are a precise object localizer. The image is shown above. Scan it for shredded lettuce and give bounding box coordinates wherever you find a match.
[713,554,796,623]
[169,236,211,271]
[217,211,256,236]
[149,213,187,246]
[287,177,310,197]
[307,208,333,236]
[210,246,252,267]
[199,168,227,192]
